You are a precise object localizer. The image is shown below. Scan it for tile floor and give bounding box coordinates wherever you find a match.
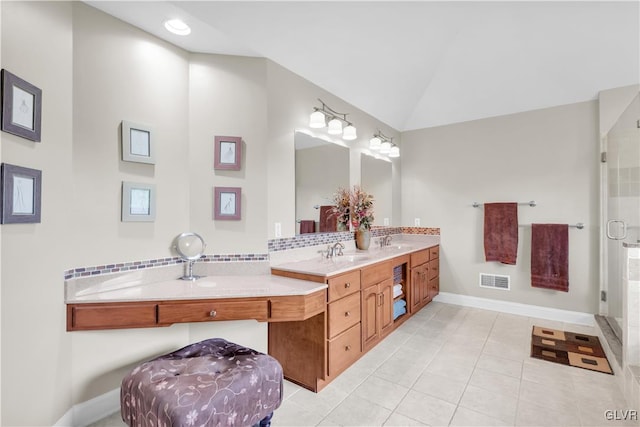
[90,302,637,427]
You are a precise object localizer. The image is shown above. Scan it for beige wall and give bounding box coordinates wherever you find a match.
[1,2,399,424]
[189,54,269,253]
[402,101,600,313]
[1,2,74,424]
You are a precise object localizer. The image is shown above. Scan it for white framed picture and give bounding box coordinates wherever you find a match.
[122,181,156,222]
[121,120,155,164]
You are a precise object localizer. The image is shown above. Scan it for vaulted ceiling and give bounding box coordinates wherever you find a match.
[86,1,640,131]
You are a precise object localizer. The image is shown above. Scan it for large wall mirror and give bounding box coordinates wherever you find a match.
[295,131,349,234]
[361,154,393,227]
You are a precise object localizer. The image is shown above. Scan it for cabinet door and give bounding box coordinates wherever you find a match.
[429,276,440,300]
[379,279,394,336]
[361,282,380,350]
[410,266,423,312]
[421,265,431,305]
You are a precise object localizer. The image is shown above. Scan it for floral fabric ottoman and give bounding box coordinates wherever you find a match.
[121,338,283,427]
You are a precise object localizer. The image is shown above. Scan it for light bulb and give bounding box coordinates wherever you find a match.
[327,118,343,135]
[389,146,400,158]
[309,111,326,128]
[164,19,191,36]
[342,125,357,141]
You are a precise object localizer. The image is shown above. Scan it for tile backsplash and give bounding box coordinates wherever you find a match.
[64,253,269,280]
[64,226,439,279]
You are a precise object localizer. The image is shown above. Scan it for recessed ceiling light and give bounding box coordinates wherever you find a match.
[164,19,191,36]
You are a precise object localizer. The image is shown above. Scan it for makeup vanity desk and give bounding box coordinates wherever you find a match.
[65,275,327,331]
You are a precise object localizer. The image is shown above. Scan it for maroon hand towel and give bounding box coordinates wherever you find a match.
[299,220,316,234]
[531,224,569,292]
[484,203,518,265]
[318,205,337,233]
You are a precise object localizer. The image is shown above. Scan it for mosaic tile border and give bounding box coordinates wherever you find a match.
[64,253,269,280]
[64,227,440,279]
[268,226,439,252]
[401,227,440,235]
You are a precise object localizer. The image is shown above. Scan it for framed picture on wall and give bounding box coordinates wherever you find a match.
[1,69,42,142]
[121,120,155,164]
[214,186,241,220]
[1,163,42,224]
[214,136,242,170]
[122,181,156,222]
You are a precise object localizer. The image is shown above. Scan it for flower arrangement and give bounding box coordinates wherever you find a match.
[331,187,351,231]
[349,185,374,231]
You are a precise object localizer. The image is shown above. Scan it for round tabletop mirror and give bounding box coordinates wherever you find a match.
[175,232,206,260]
[174,232,206,280]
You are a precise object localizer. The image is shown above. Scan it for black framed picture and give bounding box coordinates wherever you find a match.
[1,163,42,224]
[1,69,42,142]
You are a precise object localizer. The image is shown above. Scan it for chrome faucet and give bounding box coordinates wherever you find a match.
[383,234,393,246]
[326,241,345,258]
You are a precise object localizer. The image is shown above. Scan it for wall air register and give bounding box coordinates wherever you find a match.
[479,273,510,290]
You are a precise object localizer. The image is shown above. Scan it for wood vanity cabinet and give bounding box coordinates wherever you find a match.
[410,245,440,311]
[269,244,439,392]
[361,261,394,352]
[268,269,363,390]
[428,246,440,300]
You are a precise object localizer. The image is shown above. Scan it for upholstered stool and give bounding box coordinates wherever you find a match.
[121,338,283,427]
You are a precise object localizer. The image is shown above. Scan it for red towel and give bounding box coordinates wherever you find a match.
[299,220,316,234]
[318,205,337,233]
[531,224,569,292]
[484,203,518,265]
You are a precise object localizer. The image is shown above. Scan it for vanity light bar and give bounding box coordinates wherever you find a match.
[309,99,358,141]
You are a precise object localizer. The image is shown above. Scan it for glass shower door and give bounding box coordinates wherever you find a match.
[604,93,640,338]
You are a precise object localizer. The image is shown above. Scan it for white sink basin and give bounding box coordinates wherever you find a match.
[341,254,371,262]
[386,244,415,250]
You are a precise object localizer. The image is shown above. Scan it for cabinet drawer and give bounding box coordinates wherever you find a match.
[327,270,361,302]
[328,323,361,377]
[361,261,391,287]
[428,259,439,281]
[68,303,157,331]
[410,250,429,267]
[429,245,440,260]
[158,300,268,324]
[328,292,361,339]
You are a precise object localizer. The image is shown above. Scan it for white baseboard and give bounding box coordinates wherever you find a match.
[433,292,595,326]
[54,388,120,427]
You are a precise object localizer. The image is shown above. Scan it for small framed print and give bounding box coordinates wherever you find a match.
[214,186,241,220]
[214,136,242,170]
[1,163,42,224]
[1,69,42,142]
[121,120,155,164]
[122,181,156,222]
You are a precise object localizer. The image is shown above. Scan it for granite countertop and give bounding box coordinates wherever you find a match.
[271,235,440,277]
[66,274,328,304]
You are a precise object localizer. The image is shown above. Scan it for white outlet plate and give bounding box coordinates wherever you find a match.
[383,218,389,226]
[275,222,282,238]
[414,218,421,226]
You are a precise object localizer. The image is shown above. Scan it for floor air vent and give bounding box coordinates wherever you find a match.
[479,273,510,290]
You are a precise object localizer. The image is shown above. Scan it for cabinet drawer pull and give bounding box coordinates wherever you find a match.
[209,310,217,318]
[344,282,351,288]
[345,345,351,351]
[345,311,351,317]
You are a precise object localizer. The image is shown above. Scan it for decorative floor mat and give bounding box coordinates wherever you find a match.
[530,326,613,374]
